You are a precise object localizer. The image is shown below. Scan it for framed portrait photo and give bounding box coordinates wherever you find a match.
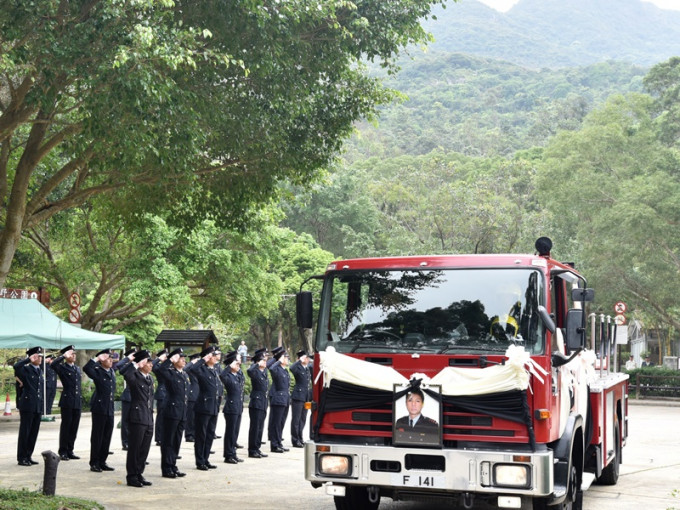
[392,383,442,448]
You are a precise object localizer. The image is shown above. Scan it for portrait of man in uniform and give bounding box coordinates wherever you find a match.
[393,385,441,447]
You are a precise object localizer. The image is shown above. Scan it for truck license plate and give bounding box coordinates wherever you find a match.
[391,473,446,489]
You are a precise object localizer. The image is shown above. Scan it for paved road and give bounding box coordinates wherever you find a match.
[0,401,677,509]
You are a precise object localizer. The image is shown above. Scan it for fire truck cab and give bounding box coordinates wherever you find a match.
[296,238,628,510]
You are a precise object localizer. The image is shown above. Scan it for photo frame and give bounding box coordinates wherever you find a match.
[392,383,442,448]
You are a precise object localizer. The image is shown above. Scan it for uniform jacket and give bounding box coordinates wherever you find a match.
[186,359,222,416]
[118,358,154,427]
[290,360,312,402]
[246,363,269,411]
[83,359,116,416]
[267,360,291,407]
[152,358,167,402]
[45,363,57,391]
[50,355,82,410]
[219,368,245,415]
[13,358,44,413]
[155,358,190,421]
[114,359,131,403]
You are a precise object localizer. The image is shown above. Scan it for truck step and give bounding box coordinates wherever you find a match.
[581,473,596,491]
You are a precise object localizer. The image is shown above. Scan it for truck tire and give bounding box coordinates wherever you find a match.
[598,420,620,485]
[334,487,380,510]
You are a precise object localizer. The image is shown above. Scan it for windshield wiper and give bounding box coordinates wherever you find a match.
[437,344,507,354]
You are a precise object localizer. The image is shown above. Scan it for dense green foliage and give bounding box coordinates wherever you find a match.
[0,489,103,510]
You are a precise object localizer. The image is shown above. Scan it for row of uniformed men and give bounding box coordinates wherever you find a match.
[13,343,312,488]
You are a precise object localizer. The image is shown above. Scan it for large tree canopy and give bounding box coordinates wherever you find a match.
[0,0,444,288]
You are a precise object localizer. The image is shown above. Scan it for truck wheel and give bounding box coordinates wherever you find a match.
[334,487,380,510]
[598,421,620,485]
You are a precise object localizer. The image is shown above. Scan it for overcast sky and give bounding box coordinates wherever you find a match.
[477,0,680,11]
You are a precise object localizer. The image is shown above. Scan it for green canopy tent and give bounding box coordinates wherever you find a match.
[0,298,125,351]
[1,298,125,416]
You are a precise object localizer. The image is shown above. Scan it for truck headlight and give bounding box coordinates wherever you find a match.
[494,464,530,488]
[318,454,352,476]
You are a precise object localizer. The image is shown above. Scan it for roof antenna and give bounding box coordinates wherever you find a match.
[535,237,552,257]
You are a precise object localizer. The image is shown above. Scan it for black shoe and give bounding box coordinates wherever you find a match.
[156,441,162,446]
[90,465,102,472]
[196,464,209,471]
[18,460,32,466]
[271,447,285,453]
[68,453,80,460]
[108,451,114,455]
[293,443,304,448]
[174,471,186,477]
[209,450,215,454]
[248,453,263,459]
[60,454,70,461]
[122,445,128,451]
[176,455,182,459]
[185,437,194,442]
[139,476,152,486]
[214,435,221,439]
[100,463,115,471]
[28,459,39,465]
[257,451,268,458]
[236,457,244,463]
[236,444,243,449]
[127,478,143,488]
[206,462,217,469]
[282,447,290,452]
[162,472,177,478]
[224,457,238,464]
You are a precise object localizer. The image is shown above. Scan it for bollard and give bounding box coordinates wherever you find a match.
[41,450,60,496]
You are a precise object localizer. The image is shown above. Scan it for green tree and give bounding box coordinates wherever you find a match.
[0,0,445,288]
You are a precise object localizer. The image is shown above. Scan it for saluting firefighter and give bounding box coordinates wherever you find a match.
[267,346,291,453]
[152,349,168,446]
[246,348,269,459]
[44,354,58,414]
[14,346,44,466]
[116,347,138,451]
[289,350,312,447]
[83,348,117,472]
[49,345,83,461]
[156,348,190,478]
[184,352,201,442]
[118,349,155,487]
[219,350,245,464]
[186,345,222,470]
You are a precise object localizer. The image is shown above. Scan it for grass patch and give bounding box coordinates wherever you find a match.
[0,488,103,510]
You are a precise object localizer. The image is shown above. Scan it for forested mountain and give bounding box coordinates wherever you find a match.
[344,55,647,160]
[423,0,680,69]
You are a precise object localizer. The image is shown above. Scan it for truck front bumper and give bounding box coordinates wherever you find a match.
[305,442,553,499]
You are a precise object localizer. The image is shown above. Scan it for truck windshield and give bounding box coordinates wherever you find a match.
[316,268,546,355]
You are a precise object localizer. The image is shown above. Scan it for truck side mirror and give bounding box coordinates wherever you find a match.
[571,287,594,303]
[566,308,585,351]
[296,291,313,329]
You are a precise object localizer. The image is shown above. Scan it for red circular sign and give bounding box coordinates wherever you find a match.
[69,292,81,308]
[68,308,81,323]
[614,301,627,314]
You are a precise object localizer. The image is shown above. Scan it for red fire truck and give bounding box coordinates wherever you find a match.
[296,238,628,510]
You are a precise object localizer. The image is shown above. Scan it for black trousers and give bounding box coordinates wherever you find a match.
[194,413,217,466]
[90,412,114,468]
[185,400,196,440]
[248,407,267,455]
[154,399,166,444]
[223,412,242,459]
[58,407,81,455]
[161,417,185,474]
[268,404,288,449]
[120,400,130,447]
[126,422,152,481]
[45,388,56,415]
[17,410,42,462]
[290,400,308,445]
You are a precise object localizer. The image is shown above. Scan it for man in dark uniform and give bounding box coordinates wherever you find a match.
[220,350,245,464]
[116,347,138,451]
[395,388,439,444]
[184,352,200,442]
[156,348,189,478]
[152,349,168,446]
[83,348,117,472]
[186,345,222,470]
[44,354,58,414]
[50,345,82,461]
[246,348,269,458]
[267,347,291,453]
[118,350,154,487]
[290,350,312,448]
[14,346,44,466]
